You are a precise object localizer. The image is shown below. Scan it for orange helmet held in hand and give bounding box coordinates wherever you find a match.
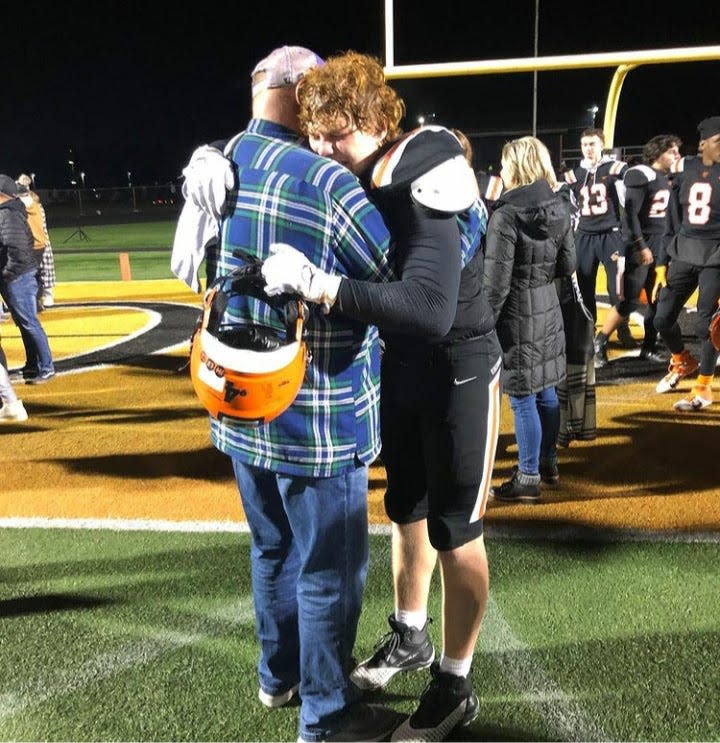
[190,263,309,425]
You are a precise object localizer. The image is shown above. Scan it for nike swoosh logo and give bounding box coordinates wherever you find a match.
[453,376,477,386]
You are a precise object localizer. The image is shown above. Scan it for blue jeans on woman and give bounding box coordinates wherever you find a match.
[508,386,560,475]
[231,458,369,741]
[1,270,54,376]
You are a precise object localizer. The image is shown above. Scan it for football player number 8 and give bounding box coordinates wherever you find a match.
[580,183,608,215]
[687,183,712,225]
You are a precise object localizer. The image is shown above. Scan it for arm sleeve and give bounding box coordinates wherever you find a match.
[623,185,646,244]
[482,211,516,324]
[659,178,682,266]
[335,198,462,340]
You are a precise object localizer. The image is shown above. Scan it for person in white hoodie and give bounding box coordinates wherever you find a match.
[0,340,28,423]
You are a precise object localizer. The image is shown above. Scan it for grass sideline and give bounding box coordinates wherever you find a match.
[0,527,718,742]
[47,220,200,283]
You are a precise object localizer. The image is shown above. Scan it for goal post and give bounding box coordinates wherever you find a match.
[382,0,720,148]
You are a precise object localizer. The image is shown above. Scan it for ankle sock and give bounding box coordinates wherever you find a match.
[439,654,472,678]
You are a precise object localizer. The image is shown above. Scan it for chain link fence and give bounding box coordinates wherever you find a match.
[38,184,182,227]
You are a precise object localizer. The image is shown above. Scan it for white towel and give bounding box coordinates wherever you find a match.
[171,145,235,293]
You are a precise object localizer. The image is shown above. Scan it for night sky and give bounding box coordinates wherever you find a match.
[4,0,719,188]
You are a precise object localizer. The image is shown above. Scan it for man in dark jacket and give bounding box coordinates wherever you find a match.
[0,174,54,383]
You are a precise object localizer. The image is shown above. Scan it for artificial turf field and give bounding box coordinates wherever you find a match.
[1,278,719,742]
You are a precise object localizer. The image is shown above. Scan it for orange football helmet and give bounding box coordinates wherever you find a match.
[190,263,309,425]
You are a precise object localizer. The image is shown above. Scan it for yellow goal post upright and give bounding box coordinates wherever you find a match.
[382,0,720,149]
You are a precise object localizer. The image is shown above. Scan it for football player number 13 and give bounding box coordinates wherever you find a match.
[687,183,713,225]
[579,183,609,216]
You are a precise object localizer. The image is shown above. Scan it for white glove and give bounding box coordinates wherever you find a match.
[181,145,235,219]
[261,243,342,310]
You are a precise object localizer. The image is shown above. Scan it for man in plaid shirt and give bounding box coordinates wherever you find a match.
[184,47,402,742]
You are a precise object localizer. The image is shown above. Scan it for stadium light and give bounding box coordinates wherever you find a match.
[587,104,599,126]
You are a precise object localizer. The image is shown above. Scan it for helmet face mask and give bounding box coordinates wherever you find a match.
[190,264,309,426]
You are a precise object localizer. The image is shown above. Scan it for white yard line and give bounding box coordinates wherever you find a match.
[0,598,255,721]
[2,516,719,545]
[481,596,607,742]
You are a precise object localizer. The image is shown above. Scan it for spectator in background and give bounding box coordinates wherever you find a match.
[0,175,55,384]
[485,137,576,502]
[0,339,28,422]
[593,135,681,367]
[16,174,56,309]
[563,128,632,357]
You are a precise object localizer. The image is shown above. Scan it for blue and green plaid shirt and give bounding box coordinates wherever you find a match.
[209,119,393,477]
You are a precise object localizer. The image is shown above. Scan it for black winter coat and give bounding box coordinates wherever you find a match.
[483,179,576,395]
[0,198,35,282]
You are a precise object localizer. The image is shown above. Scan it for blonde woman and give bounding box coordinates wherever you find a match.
[484,136,576,502]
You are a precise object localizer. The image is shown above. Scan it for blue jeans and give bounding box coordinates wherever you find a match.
[231,458,369,741]
[509,386,560,475]
[0,270,54,375]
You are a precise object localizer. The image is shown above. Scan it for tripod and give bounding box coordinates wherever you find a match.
[63,185,90,242]
[63,220,90,242]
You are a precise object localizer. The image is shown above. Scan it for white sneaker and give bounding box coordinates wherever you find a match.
[0,400,28,423]
[258,683,299,708]
[42,291,54,307]
[673,385,713,411]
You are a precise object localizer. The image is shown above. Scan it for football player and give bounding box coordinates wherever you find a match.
[563,128,632,360]
[593,134,681,366]
[654,116,720,410]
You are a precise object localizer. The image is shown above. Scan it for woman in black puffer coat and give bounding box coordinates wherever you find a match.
[484,137,576,503]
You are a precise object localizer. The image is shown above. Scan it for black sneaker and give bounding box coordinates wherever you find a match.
[616,322,639,349]
[9,367,37,383]
[26,370,55,385]
[639,346,666,364]
[593,333,609,369]
[299,702,406,742]
[350,615,435,691]
[490,469,541,504]
[390,663,478,742]
[539,459,559,485]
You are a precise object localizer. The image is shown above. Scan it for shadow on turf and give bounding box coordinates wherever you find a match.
[48,446,234,480]
[0,593,116,617]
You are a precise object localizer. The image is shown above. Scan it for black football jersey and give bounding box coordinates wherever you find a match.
[622,164,672,240]
[671,156,720,240]
[564,158,627,233]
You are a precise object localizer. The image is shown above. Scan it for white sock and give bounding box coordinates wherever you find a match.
[439,653,472,678]
[395,608,427,631]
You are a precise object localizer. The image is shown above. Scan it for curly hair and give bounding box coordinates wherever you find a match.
[297,51,404,144]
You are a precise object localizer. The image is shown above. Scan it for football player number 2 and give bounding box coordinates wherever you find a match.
[580,183,608,215]
[648,190,670,218]
[687,183,712,225]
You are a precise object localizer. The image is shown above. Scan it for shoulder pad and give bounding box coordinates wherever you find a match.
[371,126,464,191]
[563,170,577,184]
[410,155,478,213]
[609,160,627,176]
[624,164,656,187]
